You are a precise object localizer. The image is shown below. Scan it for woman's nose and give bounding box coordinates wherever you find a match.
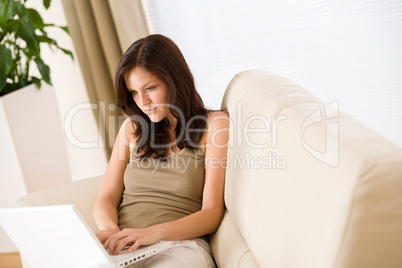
[138,93,150,106]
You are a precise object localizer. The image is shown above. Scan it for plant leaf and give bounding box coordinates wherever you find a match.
[43,0,51,10]
[4,19,20,33]
[0,71,7,94]
[17,75,28,88]
[0,30,5,42]
[14,1,27,21]
[0,0,14,27]
[37,34,57,46]
[38,35,74,61]
[59,47,74,60]
[31,76,41,88]
[34,57,51,85]
[27,8,44,29]
[0,44,13,74]
[17,21,40,55]
[59,25,70,35]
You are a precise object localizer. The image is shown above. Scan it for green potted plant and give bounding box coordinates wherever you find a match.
[0,0,73,96]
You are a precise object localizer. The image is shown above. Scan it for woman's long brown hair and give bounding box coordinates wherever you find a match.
[115,34,208,159]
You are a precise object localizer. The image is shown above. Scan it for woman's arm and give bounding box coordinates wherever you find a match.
[94,118,133,243]
[104,111,229,254]
[153,111,229,238]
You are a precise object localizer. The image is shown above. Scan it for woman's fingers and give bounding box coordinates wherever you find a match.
[128,239,142,252]
[114,236,141,255]
[105,231,132,255]
[103,228,158,255]
[104,234,119,252]
[97,232,111,244]
[96,228,120,245]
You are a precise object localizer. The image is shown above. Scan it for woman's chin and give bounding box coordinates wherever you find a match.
[148,115,164,123]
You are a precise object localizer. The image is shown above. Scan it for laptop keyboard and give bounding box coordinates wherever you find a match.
[109,247,154,266]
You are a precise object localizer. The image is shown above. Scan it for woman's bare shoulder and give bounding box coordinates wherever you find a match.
[120,117,136,144]
[206,110,229,129]
[201,111,229,152]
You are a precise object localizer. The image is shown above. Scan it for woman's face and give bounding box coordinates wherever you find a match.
[125,66,171,123]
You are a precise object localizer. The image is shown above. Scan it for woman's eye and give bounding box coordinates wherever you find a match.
[146,86,154,91]
[131,90,137,95]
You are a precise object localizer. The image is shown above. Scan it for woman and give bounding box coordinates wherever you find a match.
[93,34,228,267]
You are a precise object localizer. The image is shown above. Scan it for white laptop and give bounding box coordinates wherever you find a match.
[0,205,173,268]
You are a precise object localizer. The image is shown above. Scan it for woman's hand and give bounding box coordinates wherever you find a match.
[103,227,162,255]
[96,228,120,245]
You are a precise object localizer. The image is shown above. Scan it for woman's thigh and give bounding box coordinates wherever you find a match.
[129,239,215,268]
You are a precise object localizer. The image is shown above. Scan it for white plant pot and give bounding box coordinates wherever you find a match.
[0,83,71,252]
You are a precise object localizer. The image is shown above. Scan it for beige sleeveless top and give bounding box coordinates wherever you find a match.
[118,146,205,230]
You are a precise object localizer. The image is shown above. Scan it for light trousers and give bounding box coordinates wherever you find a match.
[128,238,216,268]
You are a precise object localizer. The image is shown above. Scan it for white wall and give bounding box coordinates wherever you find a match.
[143,0,402,148]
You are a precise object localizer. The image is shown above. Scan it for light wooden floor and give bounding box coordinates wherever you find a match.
[0,253,23,268]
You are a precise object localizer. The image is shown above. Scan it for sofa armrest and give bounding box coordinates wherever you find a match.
[15,175,103,232]
[210,211,260,268]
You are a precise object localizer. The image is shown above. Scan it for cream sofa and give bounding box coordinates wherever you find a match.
[16,70,402,268]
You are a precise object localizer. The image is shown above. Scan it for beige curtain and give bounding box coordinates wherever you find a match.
[61,0,150,157]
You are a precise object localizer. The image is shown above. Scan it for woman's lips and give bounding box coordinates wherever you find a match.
[144,107,157,115]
